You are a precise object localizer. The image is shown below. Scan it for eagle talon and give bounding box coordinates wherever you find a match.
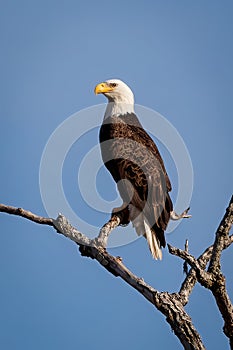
[112,205,130,226]
[170,207,192,221]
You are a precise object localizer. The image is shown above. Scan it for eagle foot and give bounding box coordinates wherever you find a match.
[111,205,130,226]
[170,207,192,221]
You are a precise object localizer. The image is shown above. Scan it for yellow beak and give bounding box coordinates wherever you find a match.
[94,82,114,95]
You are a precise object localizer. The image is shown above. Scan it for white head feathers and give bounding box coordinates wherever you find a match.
[95,79,135,119]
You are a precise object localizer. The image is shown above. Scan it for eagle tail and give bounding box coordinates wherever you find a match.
[144,220,162,260]
[129,205,163,259]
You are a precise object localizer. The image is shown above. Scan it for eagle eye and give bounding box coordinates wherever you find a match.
[110,83,117,88]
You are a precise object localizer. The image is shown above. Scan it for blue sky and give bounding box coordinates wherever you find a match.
[0,1,233,349]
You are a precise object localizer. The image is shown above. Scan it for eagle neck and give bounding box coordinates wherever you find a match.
[104,100,135,120]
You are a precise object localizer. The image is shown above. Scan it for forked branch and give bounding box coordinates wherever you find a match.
[0,202,205,349]
[169,196,233,347]
[1,198,233,349]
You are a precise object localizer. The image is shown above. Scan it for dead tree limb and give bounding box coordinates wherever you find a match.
[0,204,54,226]
[1,198,233,349]
[0,203,206,349]
[168,195,233,348]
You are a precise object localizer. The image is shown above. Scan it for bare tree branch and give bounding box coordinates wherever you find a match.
[178,234,233,305]
[167,244,212,286]
[183,239,189,275]
[0,202,206,349]
[168,196,233,347]
[1,198,232,348]
[207,196,233,347]
[53,214,91,246]
[0,203,54,226]
[208,195,233,274]
[93,214,121,248]
[56,214,206,350]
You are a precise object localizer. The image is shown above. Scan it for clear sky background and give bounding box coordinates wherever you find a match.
[0,1,233,349]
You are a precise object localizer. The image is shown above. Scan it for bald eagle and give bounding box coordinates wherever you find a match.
[95,79,173,259]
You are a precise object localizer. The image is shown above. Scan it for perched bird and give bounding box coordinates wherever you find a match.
[95,79,173,259]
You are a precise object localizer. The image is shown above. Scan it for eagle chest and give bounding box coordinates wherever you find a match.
[99,120,150,192]
[99,121,142,164]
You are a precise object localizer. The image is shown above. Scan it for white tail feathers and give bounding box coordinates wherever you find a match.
[144,220,162,260]
[129,205,163,260]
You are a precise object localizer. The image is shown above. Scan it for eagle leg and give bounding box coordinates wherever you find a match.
[170,207,192,220]
[111,203,130,226]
